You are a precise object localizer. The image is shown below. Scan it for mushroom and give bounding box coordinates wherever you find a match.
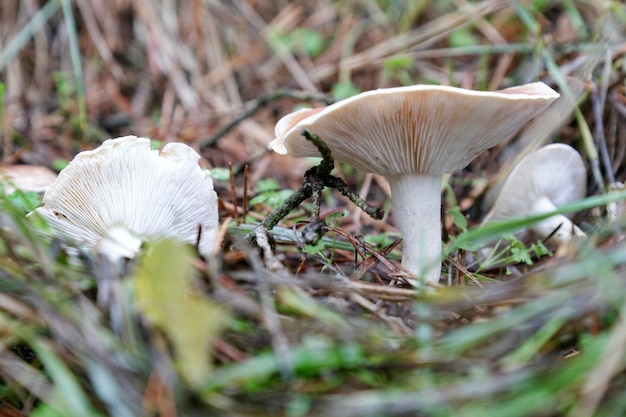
[0,165,58,194]
[29,136,219,261]
[269,82,559,284]
[482,143,586,244]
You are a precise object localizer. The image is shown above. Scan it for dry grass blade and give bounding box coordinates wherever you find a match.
[309,0,510,83]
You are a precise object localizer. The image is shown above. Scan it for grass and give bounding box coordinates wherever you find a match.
[1,0,626,416]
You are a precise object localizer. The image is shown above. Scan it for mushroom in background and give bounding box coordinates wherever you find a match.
[0,165,58,194]
[270,82,560,285]
[482,143,587,245]
[29,136,219,261]
[607,182,626,223]
[0,165,59,232]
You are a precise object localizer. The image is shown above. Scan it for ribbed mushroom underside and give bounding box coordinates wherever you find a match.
[485,144,586,222]
[273,84,558,176]
[34,136,218,256]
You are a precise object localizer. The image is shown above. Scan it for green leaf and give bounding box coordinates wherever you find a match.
[149,139,165,150]
[446,207,467,231]
[6,190,41,213]
[325,209,348,222]
[447,234,482,252]
[510,244,533,265]
[363,233,397,248]
[249,189,293,208]
[382,55,413,71]
[52,158,69,171]
[301,239,326,255]
[529,241,551,258]
[266,28,293,54]
[447,27,480,48]
[331,81,360,100]
[133,240,228,388]
[209,167,231,182]
[295,28,326,57]
[256,178,281,193]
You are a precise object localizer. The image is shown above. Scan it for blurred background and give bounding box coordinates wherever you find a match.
[2,0,624,202]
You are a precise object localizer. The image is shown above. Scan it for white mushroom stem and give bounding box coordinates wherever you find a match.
[387,173,443,284]
[99,227,143,260]
[529,196,585,244]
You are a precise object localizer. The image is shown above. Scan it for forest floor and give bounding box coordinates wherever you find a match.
[1,1,626,416]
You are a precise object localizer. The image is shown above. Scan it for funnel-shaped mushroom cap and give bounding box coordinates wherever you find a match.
[483,143,586,242]
[30,136,219,260]
[270,82,559,176]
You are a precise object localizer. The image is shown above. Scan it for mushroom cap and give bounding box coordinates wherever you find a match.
[0,165,58,193]
[31,136,219,259]
[483,143,586,222]
[270,82,559,176]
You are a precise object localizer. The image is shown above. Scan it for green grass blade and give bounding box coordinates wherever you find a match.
[500,311,571,371]
[447,188,626,254]
[61,0,87,134]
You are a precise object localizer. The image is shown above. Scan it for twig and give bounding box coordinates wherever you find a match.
[325,176,385,220]
[447,256,483,288]
[61,0,87,136]
[229,162,237,219]
[255,180,313,235]
[349,280,418,300]
[254,226,285,273]
[592,83,616,184]
[250,130,384,240]
[242,164,249,222]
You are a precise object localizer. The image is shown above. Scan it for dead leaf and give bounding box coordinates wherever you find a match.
[133,240,228,388]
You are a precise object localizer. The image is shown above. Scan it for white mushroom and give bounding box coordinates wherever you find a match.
[29,136,219,260]
[270,82,559,284]
[482,143,586,244]
[0,165,58,194]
